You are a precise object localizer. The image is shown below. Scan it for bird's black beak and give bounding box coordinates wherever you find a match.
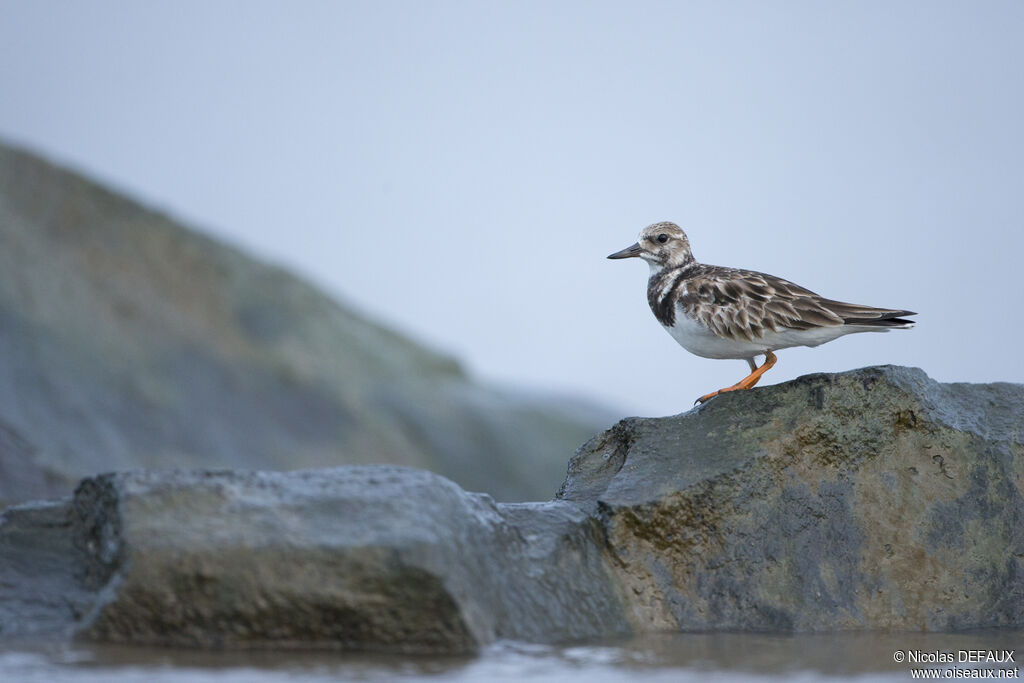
[607,242,642,259]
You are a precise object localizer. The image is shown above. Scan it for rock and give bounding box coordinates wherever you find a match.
[0,499,94,641]
[559,365,1024,632]
[68,467,629,652]
[0,141,612,506]
[1,366,1020,652]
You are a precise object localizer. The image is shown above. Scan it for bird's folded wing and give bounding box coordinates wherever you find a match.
[680,268,914,342]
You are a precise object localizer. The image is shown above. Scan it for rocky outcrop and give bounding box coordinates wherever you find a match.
[0,366,1021,652]
[559,365,1024,632]
[10,467,628,652]
[0,141,611,505]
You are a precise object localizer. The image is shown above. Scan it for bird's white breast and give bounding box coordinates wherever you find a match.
[663,308,767,359]
[663,303,878,360]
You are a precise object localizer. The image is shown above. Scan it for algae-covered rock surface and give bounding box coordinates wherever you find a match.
[0,367,1021,653]
[0,141,610,504]
[559,365,1024,632]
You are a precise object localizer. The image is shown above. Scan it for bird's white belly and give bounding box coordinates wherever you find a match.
[663,304,870,359]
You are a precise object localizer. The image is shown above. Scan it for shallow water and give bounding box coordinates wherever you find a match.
[2,630,1021,682]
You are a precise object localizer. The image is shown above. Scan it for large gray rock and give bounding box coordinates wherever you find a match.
[0,141,611,505]
[559,365,1024,632]
[67,467,629,652]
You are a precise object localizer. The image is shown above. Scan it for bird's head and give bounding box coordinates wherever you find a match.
[607,221,694,271]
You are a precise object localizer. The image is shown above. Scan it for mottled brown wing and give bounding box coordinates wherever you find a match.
[678,268,845,342]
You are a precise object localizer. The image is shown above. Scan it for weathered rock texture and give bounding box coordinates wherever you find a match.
[0,366,1021,652]
[559,365,1024,631]
[0,141,610,505]
[69,467,628,652]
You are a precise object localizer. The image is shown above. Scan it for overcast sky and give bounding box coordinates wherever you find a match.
[1,1,1022,416]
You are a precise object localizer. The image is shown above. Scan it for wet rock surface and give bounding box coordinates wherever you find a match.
[67,467,629,652]
[0,499,94,641]
[0,366,1021,652]
[559,365,1024,632]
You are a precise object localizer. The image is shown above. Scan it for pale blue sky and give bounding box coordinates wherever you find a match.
[1,1,1022,415]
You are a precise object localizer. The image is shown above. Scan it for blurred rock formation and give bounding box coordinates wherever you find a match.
[0,141,612,505]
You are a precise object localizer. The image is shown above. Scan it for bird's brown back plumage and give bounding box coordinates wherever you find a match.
[649,263,915,343]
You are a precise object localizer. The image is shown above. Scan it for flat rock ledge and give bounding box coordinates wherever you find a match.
[1,366,1022,653]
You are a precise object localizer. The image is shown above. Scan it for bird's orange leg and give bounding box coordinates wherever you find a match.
[696,351,778,404]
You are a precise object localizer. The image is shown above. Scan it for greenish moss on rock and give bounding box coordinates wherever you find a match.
[559,365,1024,632]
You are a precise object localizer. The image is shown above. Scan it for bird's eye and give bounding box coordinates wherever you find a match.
[657,233,669,243]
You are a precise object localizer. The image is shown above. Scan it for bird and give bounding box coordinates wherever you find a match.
[608,221,916,404]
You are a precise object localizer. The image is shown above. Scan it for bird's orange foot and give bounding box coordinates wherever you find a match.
[694,351,778,405]
[694,375,761,404]
[695,391,717,404]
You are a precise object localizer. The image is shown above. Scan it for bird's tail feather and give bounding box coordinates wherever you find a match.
[821,299,916,328]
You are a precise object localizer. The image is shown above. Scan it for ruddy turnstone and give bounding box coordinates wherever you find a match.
[608,221,916,404]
